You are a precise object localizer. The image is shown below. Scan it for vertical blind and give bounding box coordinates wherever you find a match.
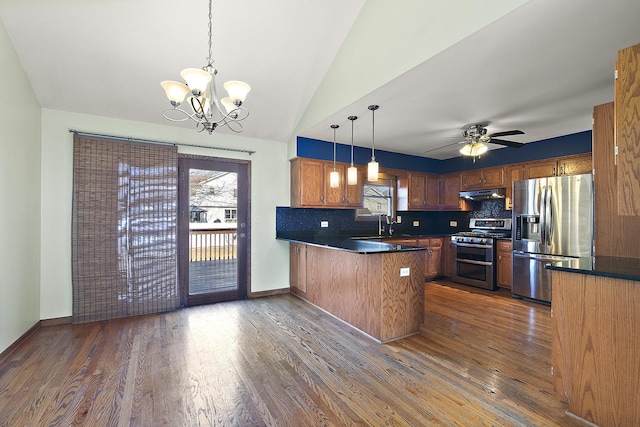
[71,134,179,323]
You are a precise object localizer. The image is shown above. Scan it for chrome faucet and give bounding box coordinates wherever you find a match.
[378,214,387,236]
[387,217,397,236]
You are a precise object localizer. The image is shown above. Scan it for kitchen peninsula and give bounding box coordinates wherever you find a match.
[278,234,425,342]
[546,257,640,426]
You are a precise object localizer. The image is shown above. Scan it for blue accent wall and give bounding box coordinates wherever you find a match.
[296,130,592,174]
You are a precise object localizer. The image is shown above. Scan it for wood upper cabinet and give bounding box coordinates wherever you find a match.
[496,240,513,289]
[325,163,363,208]
[462,167,504,189]
[291,158,325,207]
[558,154,592,176]
[440,173,472,211]
[524,158,558,179]
[408,172,439,210]
[524,154,592,179]
[616,42,640,215]
[504,163,525,211]
[291,158,363,208]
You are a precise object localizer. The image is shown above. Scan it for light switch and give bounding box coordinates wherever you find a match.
[400,267,410,277]
[396,215,402,223]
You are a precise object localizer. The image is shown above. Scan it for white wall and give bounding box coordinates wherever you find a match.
[0,22,42,353]
[289,0,529,157]
[40,109,290,320]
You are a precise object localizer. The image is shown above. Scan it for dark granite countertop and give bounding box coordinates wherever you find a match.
[545,256,640,282]
[276,233,428,254]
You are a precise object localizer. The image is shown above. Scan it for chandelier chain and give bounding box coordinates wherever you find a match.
[207,0,213,65]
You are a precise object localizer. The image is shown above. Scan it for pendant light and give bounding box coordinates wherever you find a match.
[367,105,379,182]
[330,124,340,188]
[347,115,358,185]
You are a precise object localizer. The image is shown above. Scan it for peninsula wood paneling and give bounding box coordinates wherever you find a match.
[303,245,423,342]
[551,270,640,426]
[593,102,640,258]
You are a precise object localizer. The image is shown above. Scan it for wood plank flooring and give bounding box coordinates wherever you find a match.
[0,280,583,426]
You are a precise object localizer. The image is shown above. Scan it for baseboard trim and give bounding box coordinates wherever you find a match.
[0,321,41,367]
[41,316,73,327]
[249,287,289,298]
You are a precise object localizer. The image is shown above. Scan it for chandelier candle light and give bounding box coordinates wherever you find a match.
[368,105,380,182]
[160,0,250,134]
[347,115,358,185]
[330,125,340,188]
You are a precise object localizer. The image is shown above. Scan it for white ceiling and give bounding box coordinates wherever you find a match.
[2,0,640,160]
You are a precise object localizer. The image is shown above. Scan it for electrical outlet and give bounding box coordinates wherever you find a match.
[321,221,328,228]
[449,220,457,227]
[400,267,410,277]
[413,220,420,227]
[396,215,402,224]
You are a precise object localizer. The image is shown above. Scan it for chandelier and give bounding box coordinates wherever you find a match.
[160,0,250,134]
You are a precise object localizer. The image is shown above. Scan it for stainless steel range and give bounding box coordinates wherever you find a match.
[451,218,512,290]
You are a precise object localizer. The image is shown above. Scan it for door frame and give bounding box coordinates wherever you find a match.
[177,154,251,306]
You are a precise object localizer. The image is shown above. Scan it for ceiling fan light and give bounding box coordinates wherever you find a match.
[475,143,488,155]
[460,144,473,156]
[160,81,190,106]
[224,80,251,104]
[180,68,212,96]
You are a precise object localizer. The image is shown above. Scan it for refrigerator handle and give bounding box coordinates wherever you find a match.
[546,185,553,246]
[539,185,546,246]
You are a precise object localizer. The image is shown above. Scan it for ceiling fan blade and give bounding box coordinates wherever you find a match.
[423,141,462,154]
[489,130,524,138]
[489,138,525,148]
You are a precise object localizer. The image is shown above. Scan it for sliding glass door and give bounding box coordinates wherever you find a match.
[178,156,250,305]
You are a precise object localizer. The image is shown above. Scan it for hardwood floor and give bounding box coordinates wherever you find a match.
[0,280,583,426]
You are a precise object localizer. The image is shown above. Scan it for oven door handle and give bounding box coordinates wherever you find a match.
[454,258,493,266]
[452,242,493,249]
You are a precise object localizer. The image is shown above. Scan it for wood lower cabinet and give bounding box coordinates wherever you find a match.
[289,243,307,295]
[442,236,452,277]
[496,240,512,289]
[417,238,443,280]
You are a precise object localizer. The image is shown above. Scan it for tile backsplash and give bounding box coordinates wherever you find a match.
[276,199,510,236]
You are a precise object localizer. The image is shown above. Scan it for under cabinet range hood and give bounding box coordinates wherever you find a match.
[459,188,506,201]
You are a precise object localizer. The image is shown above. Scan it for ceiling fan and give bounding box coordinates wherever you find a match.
[461,124,525,148]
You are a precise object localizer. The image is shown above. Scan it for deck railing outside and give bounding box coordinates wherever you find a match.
[189,227,237,261]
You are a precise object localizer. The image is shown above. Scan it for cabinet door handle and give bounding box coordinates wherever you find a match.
[552,167,556,176]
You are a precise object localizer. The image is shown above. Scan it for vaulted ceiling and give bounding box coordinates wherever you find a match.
[2,0,640,159]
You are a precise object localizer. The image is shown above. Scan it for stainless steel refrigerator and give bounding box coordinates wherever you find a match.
[511,173,593,303]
